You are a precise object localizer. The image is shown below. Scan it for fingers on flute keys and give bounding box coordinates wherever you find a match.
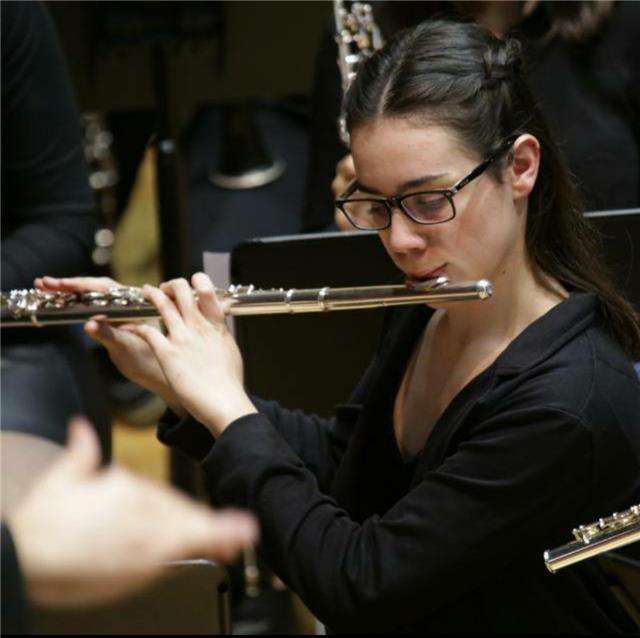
[142,284,186,337]
[85,318,141,350]
[157,275,225,326]
[191,272,224,324]
[159,279,197,323]
[34,275,120,293]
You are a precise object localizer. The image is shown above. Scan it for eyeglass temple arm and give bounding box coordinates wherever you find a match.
[337,134,519,199]
[338,178,359,201]
[450,134,519,193]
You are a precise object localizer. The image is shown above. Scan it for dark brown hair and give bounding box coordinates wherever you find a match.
[344,19,640,358]
[544,0,615,44]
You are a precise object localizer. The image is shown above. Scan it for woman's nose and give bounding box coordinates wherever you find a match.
[384,208,428,255]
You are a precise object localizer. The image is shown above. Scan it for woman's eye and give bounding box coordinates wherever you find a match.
[409,194,448,214]
[417,195,445,208]
[367,201,386,215]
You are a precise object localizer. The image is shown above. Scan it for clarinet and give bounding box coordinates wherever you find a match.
[333,0,384,146]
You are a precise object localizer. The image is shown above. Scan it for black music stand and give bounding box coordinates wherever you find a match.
[584,208,640,310]
[231,209,640,415]
[230,230,401,415]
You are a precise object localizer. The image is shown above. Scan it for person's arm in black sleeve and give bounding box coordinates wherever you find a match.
[249,397,364,492]
[2,523,30,635]
[158,399,355,493]
[1,1,98,291]
[200,406,594,633]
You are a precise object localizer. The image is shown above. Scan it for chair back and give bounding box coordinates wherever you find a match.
[31,559,230,635]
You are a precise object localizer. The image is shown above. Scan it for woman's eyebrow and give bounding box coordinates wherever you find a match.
[356,173,449,196]
[401,173,449,191]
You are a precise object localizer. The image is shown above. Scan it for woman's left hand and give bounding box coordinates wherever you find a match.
[127,273,257,436]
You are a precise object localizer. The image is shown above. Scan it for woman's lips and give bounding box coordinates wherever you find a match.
[406,264,447,283]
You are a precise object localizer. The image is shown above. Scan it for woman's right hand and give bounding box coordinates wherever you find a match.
[34,276,185,417]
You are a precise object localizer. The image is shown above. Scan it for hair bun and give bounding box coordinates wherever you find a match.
[500,37,523,76]
[482,37,523,88]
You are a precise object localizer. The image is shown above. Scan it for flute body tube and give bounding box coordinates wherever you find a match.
[1,277,492,328]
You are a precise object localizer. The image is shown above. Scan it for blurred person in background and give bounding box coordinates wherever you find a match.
[2,0,111,455]
[306,1,639,231]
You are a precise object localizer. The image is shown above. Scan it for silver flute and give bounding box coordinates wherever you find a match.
[543,504,640,573]
[0,277,493,327]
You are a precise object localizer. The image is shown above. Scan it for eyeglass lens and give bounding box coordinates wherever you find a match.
[342,192,454,229]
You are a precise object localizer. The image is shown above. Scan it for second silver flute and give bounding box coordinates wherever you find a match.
[543,504,640,573]
[1,277,493,327]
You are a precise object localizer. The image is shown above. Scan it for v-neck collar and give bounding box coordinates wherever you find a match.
[369,293,599,475]
[332,293,600,519]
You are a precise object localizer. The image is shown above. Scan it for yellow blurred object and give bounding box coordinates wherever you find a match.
[109,146,166,480]
[112,419,168,483]
[111,146,162,287]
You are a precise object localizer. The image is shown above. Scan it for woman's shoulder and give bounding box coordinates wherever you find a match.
[477,316,640,490]
[486,293,640,427]
[586,318,640,381]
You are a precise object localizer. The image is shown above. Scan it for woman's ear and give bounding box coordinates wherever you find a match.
[509,134,540,202]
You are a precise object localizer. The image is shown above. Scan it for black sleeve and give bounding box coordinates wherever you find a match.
[2,523,30,635]
[200,406,593,633]
[157,399,358,494]
[248,396,362,492]
[1,1,99,290]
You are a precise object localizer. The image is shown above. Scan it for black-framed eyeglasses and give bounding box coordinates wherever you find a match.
[335,135,518,231]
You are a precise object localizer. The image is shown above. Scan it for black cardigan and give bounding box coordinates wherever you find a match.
[159,293,640,634]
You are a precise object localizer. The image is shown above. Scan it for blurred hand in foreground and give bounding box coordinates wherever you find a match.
[9,417,258,608]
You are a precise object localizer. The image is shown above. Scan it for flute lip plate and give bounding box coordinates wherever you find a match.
[405,276,449,290]
[478,279,493,299]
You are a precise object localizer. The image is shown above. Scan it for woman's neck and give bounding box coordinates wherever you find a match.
[440,253,568,353]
